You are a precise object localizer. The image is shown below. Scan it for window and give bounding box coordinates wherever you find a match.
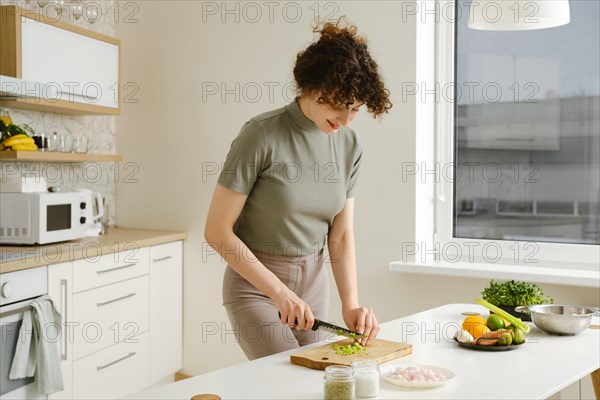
[454,0,599,248]
[419,0,598,276]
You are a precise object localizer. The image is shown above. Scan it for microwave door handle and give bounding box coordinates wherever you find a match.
[92,192,104,221]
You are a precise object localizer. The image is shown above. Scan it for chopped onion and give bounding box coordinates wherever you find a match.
[383,366,448,383]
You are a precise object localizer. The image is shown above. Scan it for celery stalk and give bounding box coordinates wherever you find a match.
[475,298,531,334]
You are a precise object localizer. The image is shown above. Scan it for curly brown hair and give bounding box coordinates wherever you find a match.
[293,17,392,118]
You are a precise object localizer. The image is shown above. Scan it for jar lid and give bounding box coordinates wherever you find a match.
[351,358,379,369]
[191,394,221,400]
[325,365,354,379]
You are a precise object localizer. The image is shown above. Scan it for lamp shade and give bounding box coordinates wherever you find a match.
[468,0,570,31]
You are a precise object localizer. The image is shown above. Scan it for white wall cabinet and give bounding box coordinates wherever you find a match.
[46,240,183,399]
[0,5,120,115]
[21,17,119,110]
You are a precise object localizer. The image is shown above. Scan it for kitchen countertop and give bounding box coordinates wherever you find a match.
[126,303,600,400]
[0,227,187,274]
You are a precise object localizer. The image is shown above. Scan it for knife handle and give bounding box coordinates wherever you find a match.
[277,312,320,331]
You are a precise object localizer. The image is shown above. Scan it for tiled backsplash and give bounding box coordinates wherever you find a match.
[1,1,118,224]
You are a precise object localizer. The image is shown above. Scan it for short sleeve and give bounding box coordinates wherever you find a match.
[217,120,267,195]
[346,140,362,198]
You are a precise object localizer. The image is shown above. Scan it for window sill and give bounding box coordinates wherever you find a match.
[389,260,600,288]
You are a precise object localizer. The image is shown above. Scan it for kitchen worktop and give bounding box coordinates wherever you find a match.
[126,304,600,400]
[0,227,187,274]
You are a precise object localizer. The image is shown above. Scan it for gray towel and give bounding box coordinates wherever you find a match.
[9,295,64,395]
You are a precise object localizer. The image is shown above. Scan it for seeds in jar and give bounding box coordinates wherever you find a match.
[324,380,354,400]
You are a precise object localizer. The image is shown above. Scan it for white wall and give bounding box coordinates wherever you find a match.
[115,1,600,376]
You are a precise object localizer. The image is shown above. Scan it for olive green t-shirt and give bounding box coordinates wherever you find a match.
[217,99,362,257]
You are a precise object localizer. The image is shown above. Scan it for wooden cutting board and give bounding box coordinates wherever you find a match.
[290,338,412,370]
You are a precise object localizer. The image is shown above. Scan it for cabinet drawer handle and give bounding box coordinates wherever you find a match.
[60,279,68,361]
[96,352,136,371]
[152,256,172,263]
[96,263,137,274]
[97,293,136,307]
[57,90,99,101]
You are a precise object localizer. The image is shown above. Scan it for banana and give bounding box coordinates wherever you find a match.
[2,134,29,145]
[4,133,28,141]
[3,136,35,147]
[11,143,38,151]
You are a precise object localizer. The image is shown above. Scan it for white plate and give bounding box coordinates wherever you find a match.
[380,364,455,388]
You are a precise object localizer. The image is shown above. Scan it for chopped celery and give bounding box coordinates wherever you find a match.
[332,342,367,356]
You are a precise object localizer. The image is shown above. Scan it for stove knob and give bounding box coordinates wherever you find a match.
[80,217,87,224]
[1,282,13,299]
[80,202,87,210]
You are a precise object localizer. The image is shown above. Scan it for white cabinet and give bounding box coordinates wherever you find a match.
[21,17,119,110]
[70,247,149,399]
[47,262,73,400]
[72,275,149,360]
[0,5,120,115]
[73,332,150,400]
[46,240,183,399]
[149,241,183,383]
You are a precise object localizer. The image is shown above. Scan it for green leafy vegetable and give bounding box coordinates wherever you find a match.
[21,123,36,136]
[481,280,552,306]
[0,123,29,142]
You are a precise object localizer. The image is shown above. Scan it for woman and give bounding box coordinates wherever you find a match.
[205,17,392,360]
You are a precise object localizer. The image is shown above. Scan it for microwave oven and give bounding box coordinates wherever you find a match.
[0,192,93,245]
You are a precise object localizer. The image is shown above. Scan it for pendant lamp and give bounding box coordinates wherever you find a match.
[468,0,570,31]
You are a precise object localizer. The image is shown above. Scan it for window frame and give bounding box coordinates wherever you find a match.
[407,0,599,275]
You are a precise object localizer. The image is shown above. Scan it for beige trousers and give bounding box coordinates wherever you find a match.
[222,250,330,360]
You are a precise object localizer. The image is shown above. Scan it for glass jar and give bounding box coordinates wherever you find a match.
[0,107,13,127]
[324,365,354,400]
[351,359,380,398]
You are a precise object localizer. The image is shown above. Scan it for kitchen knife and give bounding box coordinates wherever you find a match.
[278,312,366,338]
[311,319,367,339]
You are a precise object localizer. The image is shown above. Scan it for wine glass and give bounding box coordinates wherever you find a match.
[47,0,65,18]
[71,2,83,20]
[84,4,100,24]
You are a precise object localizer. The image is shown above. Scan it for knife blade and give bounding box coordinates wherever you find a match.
[277,312,365,338]
[311,319,367,338]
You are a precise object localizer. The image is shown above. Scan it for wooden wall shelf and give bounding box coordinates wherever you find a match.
[0,151,123,162]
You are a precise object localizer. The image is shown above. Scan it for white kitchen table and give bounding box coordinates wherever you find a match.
[127,304,600,399]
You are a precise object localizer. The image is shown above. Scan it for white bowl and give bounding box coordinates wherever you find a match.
[380,364,455,388]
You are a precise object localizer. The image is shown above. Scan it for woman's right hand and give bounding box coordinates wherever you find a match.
[273,287,315,331]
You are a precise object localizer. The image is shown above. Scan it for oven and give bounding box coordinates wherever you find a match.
[0,266,48,400]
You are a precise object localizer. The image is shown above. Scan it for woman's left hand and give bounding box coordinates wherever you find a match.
[342,307,380,346]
